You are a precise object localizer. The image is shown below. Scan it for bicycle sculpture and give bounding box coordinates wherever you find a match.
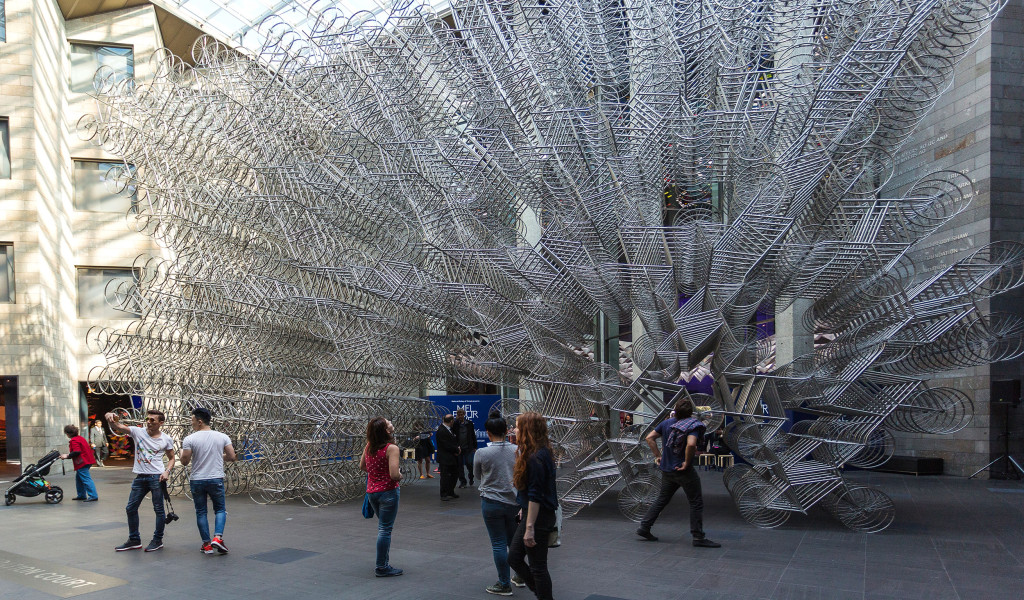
[82,0,1023,530]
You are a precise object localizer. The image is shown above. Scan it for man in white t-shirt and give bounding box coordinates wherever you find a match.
[106,409,176,552]
[180,407,236,555]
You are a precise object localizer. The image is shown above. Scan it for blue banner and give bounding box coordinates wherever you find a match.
[426,394,500,448]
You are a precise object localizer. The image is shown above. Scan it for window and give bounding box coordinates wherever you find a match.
[77,267,141,319]
[1,0,6,43]
[69,44,134,93]
[0,244,13,303]
[73,160,137,212]
[0,119,9,179]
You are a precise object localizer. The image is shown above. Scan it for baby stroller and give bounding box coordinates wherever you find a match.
[4,450,64,506]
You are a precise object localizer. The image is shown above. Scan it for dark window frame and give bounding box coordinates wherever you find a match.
[0,243,13,303]
[0,118,10,179]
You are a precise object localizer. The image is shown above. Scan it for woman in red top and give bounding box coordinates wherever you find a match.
[359,417,402,577]
[60,424,98,501]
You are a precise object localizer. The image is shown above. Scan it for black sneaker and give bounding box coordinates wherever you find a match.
[144,539,164,552]
[511,574,526,588]
[486,582,514,596]
[115,539,142,551]
[374,566,403,577]
[693,537,721,548]
[636,528,658,541]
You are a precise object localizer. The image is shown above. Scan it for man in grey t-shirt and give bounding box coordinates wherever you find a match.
[180,407,236,555]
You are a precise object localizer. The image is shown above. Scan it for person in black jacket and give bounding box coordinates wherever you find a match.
[507,412,558,600]
[435,414,461,501]
[455,408,478,487]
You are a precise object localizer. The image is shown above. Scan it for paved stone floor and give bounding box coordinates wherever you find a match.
[1,466,1022,600]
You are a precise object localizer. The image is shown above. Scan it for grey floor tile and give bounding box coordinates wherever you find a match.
[863,578,959,600]
[76,521,125,531]
[245,547,322,564]
[691,573,777,598]
[779,566,864,593]
[864,564,949,585]
[4,468,1024,600]
[942,557,1023,579]
[674,589,765,600]
[951,582,1024,600]
[770,582,864,600]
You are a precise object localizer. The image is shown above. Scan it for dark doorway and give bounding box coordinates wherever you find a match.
[79,382,135,463]
[1,376,19,469]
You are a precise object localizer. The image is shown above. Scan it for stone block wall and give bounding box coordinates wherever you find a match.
[882,0,1024,477]
[987,0,1024,477]
[0,3,164,465]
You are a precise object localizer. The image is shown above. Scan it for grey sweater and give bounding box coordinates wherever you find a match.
[474,441,518,506]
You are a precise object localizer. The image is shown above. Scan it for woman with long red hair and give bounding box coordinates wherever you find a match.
[359,416,403,577]
[507,412,558,599]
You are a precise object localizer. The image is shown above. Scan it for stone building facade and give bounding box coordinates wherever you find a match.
[883,0,1024,476]
[0,1,197,466]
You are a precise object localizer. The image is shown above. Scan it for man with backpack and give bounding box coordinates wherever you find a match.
[635,398,721,548]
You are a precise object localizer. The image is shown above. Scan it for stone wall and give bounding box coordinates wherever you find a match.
[883,0,1024,477]
[987,0,1024,477]
[0,0,75,465]
[0,3,163,465]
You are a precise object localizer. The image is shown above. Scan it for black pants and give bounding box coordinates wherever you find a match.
[508,507,556,600]
[639,467,705,539]
[439,463,458,498]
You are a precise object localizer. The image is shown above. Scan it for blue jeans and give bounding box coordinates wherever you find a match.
[481,498,520,586]
[367,488,399,569]
[75,466,98,500]
[458,450,476,484]
[126,474,165,542]
[190,478,227,543]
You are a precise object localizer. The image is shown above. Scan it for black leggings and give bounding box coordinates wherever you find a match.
[508,507,556,600]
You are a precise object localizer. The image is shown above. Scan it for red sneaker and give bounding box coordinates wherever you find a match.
[201,542,216,555]
[211,536,228,554]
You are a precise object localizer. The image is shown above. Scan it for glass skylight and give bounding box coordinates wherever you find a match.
[152,0,450,57]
